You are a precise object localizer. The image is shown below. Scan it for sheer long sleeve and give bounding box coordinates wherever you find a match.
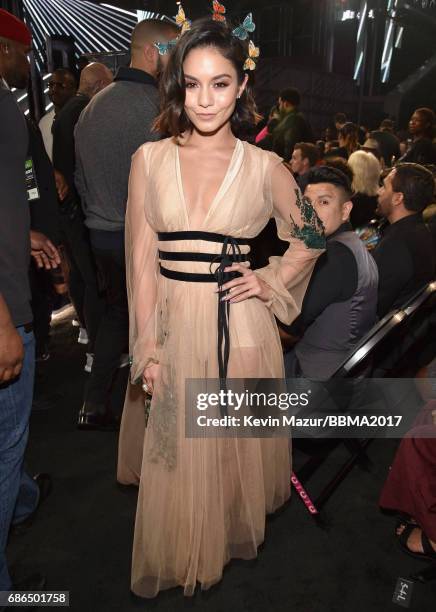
[126,145,159,385]
[255,156,325,325]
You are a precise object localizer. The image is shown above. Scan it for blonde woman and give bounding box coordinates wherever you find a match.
[348,150,381,228]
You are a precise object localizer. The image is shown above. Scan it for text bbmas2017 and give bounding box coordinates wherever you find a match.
[196,389,310,411]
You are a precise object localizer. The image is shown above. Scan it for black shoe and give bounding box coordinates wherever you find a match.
[10,474,52,536]
[78,407,119,431]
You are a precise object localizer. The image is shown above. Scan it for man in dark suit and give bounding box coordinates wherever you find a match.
[374,163,435,317]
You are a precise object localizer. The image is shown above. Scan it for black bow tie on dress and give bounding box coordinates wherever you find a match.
[212,237,244,417]
[158,231,250,418]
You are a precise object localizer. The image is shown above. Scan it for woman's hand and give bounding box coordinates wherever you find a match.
[219,263,273,304]
[142,363,160,395]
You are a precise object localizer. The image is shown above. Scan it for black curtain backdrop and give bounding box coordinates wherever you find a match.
[0,0,24,16]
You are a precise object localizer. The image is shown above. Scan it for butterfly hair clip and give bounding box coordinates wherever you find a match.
[175,3,191,34]
[212,0,226,22]
[154,38,178,56]
[232,13,255,41]
[243,39,260,71]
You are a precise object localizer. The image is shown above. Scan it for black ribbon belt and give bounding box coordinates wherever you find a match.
[158,231,249,417]
[158,231,250,245]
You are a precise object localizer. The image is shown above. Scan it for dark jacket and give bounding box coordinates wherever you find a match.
[0,81,32,326]
[350,193,378,229]
[27,118,61,244]
[53,93,90,202]
[272,109,313,161]
[373,213,435,317]
[399,138,436,165]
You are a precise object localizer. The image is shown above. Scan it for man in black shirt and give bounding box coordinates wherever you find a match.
[281,166,378,379]
[374,163,435,317]
[0,9,59,593]
[38,68,77,161]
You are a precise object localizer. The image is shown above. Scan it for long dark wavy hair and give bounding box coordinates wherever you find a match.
[154,17,258,137]
[338,122,359,156]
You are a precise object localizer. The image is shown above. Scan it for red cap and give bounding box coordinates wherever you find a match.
[0,9,31,47]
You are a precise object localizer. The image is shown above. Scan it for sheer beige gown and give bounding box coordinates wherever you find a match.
[117,137,324,597]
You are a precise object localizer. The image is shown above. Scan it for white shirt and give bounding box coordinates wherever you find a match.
[38,108,55,161]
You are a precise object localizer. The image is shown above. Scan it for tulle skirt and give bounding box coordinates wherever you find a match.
[118,277,291,597]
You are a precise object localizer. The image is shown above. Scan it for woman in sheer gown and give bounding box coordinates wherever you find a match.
[117,17,325,597]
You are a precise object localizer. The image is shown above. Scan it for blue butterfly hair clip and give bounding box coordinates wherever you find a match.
[232,13,255,41]
[154,38,178,55]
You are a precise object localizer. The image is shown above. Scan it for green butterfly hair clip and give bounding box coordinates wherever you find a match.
[232,13,255,41]
[154,38,178,56]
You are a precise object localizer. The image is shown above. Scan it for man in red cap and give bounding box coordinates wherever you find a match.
[0,9,59,596]
[0,8,31,89]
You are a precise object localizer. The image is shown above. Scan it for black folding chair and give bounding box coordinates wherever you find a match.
[292,281,436,526]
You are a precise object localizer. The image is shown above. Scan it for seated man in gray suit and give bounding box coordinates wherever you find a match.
[280,166,379,380]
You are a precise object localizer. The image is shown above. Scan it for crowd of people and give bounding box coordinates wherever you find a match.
[1,5,435,603]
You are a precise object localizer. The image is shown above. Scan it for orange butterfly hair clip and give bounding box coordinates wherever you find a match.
[212,0,226,22]
[243,39,260,71]
[175,3,191,34]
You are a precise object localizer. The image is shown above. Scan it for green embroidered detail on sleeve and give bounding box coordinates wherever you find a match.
[290,189,326,249]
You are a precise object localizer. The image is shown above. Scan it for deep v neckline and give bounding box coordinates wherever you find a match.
[175,139,242,230]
